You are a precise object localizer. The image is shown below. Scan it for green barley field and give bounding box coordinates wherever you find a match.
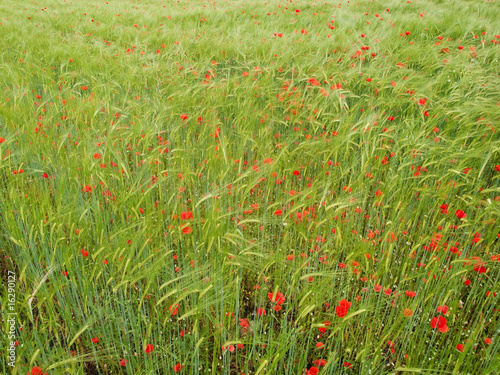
[0,0,499,374]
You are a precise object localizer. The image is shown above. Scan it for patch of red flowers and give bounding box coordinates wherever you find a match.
[336,299,351,318]
[173,363,183,372]
[26,367,48,375]
[430,316,449,333]
[268,290,286,311]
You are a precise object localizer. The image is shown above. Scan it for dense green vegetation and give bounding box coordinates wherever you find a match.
[0,0,499,374]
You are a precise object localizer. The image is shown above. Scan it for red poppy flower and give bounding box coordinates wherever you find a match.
[274,209,283,216]
[316,342,325,349]
[145,344,154,353]
[336,305,349,318]
[81,86,88,91]
[314,359,327,367]
[0,137,5,143]
[27,367,44,375]
[81,249,89,257]
[92,337,99,344]
[473,260,486,273]
[485,338,492,345]
[256,307,266,316]
[338,299,351,309]
[437,305,449,314]
[93,153,102,159]
[456,344,464,352]
[180,114,188,121]
[403,309,413,317]
[227,344,235,352]
[182,226,192,234]
[169,304,179,315]
[120,359,127,366]
[173,363,183,372]
[293,170,300,176]
[455,209,466,219]
[308,367,319,375]
[268,291,285,304]
[318,320,330,333]
[430,316,449,332]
